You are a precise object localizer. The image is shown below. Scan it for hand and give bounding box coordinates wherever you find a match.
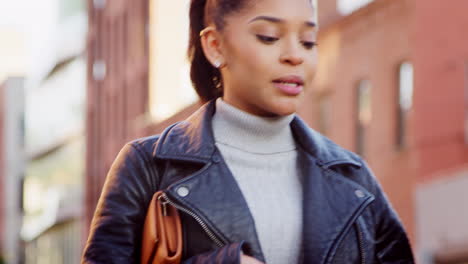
[240,254,265,264]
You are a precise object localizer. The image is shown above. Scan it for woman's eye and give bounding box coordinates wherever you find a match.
[256,35,279,44]
[302,41,318,50]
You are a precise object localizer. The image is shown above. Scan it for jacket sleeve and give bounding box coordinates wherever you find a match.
[81,143,158,263]
[362,161,415,263]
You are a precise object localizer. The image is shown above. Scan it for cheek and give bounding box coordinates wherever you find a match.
[305,50,318,78]
[229,41,274,76]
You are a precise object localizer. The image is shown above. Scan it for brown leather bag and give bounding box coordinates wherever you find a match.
[141,191,182,264]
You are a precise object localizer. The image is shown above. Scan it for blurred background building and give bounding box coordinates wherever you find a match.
[0,0,87,263]
[1,0,467,263]
[20,0,87,261]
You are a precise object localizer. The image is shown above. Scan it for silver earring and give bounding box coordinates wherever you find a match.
[214,61,221,68]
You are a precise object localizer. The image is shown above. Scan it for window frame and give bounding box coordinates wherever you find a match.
[396,61,414,150]
[356,79,372,156]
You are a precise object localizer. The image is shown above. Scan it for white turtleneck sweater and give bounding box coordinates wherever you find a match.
[212,98,303,264]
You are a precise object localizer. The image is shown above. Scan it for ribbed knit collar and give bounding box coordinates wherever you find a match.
[212,98,296,154]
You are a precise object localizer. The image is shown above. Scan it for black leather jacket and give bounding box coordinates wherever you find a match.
[82,100,414,264]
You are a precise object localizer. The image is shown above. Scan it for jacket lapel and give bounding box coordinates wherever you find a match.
[156,101,265,261]
[299,149,375,263]
[166,155,266,261]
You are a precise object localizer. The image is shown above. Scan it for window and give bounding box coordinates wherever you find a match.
[149,0,197,121]
[397,62,414,149]
[337,0,373,15]
[356,80,372,156]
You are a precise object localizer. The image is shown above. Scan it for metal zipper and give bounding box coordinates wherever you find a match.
[356,222,366,264]
[160,192,226,248]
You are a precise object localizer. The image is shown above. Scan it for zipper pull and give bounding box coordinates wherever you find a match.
[158,194,169,216]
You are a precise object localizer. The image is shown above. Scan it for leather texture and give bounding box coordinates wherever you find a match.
[81,100,415,264]
[141,191,182,264]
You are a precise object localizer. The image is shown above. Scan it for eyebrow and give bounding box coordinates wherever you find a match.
[248,16,316,28]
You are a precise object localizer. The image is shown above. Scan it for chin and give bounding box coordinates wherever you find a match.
[274,107,297,116]
[266,100,299,117]
[268,96,302,116]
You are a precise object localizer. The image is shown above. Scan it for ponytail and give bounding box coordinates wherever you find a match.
[188,0,219,102]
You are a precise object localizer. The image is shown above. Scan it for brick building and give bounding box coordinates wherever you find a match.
[84,0,150,236]
[411,0,468,262]
[85,0,468,262]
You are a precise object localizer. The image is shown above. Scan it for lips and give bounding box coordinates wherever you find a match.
[272,75,304,95]
[273,76,304,86]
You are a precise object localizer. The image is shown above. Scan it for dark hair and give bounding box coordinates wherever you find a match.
[188,0,251,103]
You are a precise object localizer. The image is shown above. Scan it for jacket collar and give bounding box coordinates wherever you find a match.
[155,100,362,169]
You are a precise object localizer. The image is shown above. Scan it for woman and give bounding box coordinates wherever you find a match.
[82,0,414,263]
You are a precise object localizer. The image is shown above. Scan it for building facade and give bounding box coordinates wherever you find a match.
[84,0,151,236]
[411,0,468,262]
[85,0,468,262]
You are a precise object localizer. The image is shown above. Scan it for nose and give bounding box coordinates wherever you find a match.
[279,40,304,66]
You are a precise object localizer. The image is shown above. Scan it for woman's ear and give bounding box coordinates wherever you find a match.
[200,26,225,68]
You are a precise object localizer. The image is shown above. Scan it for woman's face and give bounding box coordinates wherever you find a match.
[219,0,318,117]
